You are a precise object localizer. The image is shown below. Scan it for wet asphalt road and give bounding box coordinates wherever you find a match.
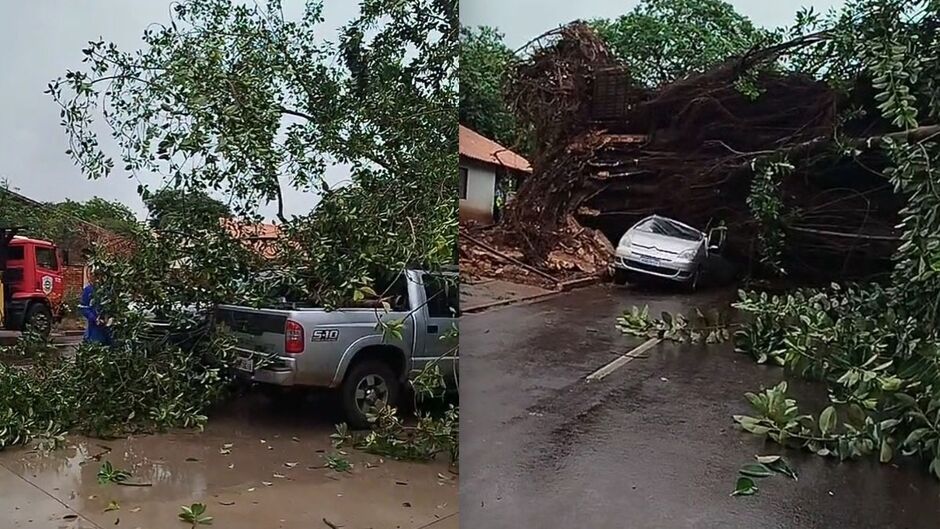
[460,283,940,529]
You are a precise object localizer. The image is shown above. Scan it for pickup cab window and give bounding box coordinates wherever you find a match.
[423,274,458,317]
[376,273,409,311]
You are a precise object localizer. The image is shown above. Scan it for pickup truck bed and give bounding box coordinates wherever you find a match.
[217,269,458,428]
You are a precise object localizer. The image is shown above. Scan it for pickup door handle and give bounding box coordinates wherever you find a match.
[427,325,438,334]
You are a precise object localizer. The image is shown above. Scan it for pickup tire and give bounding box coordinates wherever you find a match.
[340,359,401,430]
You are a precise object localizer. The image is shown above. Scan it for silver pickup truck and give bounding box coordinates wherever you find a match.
[216,269,458,428]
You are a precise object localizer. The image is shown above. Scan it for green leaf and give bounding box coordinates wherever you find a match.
[894,393,917,407]
[819,406,837,435]
[879,440,893,463]
[764,456,798,480]
[903,428,930,447]
[731,476,759,496]
[733,415,771,435]
[879,419,900,431]
[739,463,772,478]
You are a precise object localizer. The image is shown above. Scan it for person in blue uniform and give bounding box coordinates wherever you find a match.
[78,267,111,345]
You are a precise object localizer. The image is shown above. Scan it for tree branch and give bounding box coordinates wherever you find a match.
[278,106,398,173]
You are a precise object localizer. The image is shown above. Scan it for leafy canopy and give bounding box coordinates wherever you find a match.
[590,0,774,87]
[458,26,522,149]
[48,0,458,304]
[144,188,232,229]
[0,184,142,245]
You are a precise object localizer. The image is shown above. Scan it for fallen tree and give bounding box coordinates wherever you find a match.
[2,0,458,460]
[608,0,940,481]
[468,16,934,282]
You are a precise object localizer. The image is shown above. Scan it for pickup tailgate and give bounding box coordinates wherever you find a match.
[215,305,287,355]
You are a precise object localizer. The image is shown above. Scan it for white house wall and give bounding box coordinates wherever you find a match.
[460,162,496,223]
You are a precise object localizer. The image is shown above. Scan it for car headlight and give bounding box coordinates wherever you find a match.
[677,248,696,260]
[618,234,633,253]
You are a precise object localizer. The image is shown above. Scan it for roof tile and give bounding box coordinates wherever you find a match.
[459,125,532,173]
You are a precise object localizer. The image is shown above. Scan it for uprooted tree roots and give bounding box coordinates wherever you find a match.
[469,23,909,283]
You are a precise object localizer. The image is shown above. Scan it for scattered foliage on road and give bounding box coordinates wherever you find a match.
[96,461,131,485]
[616,305,732,344]
[333,364,459,464]
[731,455,797,497]
[178,503,213,527]
[325,454,352,473]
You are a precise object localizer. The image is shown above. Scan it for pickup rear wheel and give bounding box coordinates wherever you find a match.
[340,359,401,430]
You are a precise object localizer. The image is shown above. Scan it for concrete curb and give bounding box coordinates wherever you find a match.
[462,275,603,313]
[558,275,603,291]
[463,289,560,313]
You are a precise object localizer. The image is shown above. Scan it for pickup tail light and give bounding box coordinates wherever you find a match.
[285,319,305,354]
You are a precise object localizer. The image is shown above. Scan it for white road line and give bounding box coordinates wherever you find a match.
[585,337,663,382]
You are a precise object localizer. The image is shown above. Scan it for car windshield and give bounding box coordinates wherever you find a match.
[635,217,702,241]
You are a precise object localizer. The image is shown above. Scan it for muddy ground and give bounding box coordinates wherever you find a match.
[460,283,940,529]
[1,391,457,529]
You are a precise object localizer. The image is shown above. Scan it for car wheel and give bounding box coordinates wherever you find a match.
[612,268,629,285]
[24,303,52,337]
[340,359,401,430]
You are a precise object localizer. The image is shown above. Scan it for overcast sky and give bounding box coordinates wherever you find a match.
[0,0,358,220]
[460,0,847,49]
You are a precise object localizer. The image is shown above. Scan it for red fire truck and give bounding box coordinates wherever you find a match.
[0,227,66,336]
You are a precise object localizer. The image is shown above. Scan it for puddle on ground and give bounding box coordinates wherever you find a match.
[1,391,457,529]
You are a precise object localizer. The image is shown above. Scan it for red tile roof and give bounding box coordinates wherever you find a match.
[221,219,281,259]
[459,125,532,173]
[224,221,280,240]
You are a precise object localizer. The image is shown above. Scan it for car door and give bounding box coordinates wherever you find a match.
[414,272,459,382]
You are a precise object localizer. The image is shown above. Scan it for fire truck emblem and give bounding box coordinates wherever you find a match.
[41,275,54,294]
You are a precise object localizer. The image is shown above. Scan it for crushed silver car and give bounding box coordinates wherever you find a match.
[611,215,725,289]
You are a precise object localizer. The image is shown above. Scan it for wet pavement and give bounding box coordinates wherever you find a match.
[1,392,457,529]
[460,283,940,529]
